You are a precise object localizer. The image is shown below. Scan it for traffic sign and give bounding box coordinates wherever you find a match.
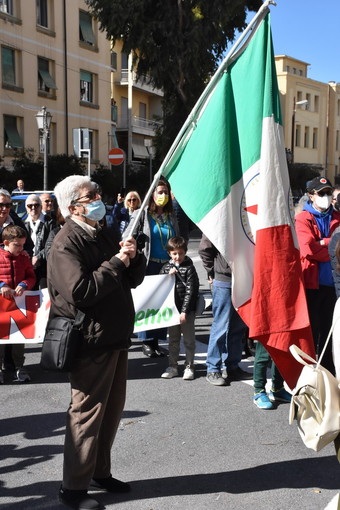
[108,147,125,166]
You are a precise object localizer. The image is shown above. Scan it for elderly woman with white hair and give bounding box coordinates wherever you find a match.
[47,175,146,510]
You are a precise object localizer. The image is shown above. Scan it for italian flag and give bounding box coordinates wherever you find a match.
[162,11,315,389]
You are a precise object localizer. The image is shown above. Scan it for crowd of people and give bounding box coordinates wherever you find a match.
[1,174,340,509]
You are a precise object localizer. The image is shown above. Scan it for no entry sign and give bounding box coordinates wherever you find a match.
[108,148,125,166]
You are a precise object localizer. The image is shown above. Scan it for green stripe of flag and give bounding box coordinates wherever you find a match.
[163,14,282,224]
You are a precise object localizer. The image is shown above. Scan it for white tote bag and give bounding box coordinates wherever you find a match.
[289,313,340,452]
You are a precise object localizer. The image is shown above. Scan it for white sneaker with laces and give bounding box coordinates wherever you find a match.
[183,365,194,380]
[15,368,31,383]
[161,367,178,379]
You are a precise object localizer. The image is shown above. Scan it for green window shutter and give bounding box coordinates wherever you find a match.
[38,69,57,89]
[79,11,96,45]
[80,70,92,83]
[2,47,15,84]
[4,116,23,148]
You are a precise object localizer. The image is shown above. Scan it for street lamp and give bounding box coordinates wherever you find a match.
[291,98,308,164]
[35,106,52,190]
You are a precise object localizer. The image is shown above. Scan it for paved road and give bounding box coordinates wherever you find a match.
[1,233,339,509]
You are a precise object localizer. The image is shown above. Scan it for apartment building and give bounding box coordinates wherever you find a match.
[0,0,112,170]
[110,40,163,167]
[275,55,340,182]
[0,0,163,178]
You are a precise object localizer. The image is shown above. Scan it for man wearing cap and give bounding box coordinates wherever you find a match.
[295,176,340,374]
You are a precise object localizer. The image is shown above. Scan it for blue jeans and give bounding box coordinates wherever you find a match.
[206,280,246,372]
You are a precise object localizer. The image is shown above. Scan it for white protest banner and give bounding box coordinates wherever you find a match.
[132,274,180,333]
[0,275,180,343]
[0,289,50,344]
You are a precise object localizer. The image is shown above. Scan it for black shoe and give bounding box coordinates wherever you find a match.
[59,486,101,510]
[142,343,157,357]
[90,475,131,493]
[228,367,253,381]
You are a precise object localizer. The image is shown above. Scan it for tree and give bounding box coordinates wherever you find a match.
[85,0,262,159]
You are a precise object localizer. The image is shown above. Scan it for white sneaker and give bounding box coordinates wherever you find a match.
[15,368,31,383]
[183,365,194,380]
[161,367,178,379]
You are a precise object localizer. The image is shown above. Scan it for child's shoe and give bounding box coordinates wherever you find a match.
[183,365,194,380]
[269,388,292,403]
[253,392,274,409]
[161,366,178,379]
[15,368,31,383]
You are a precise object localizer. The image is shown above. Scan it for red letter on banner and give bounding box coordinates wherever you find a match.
[0,295,40,340]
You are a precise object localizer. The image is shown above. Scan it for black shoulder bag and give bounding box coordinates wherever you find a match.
[40,310,85,372]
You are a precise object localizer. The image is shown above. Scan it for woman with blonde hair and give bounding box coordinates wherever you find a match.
[112,190,141,234]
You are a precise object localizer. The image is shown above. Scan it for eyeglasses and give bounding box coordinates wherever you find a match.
[0,203,12,209]
[315,190,332,197]
[127,198,137,202]
[27,203,40,209]
[72,190,98,204]
[44,200,53,204]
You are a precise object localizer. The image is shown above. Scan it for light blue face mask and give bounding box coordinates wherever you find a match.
[83,199,106,222]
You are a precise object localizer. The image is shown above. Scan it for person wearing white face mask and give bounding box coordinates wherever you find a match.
[296,176,340,374]
[48,175,146,510]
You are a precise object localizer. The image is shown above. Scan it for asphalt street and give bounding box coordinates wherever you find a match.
[1,232,339,509]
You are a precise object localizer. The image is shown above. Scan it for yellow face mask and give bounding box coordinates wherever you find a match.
[155,194,169,207]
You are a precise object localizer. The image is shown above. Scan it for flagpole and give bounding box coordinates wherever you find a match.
[158,0,277,172]
[126,0,277,238]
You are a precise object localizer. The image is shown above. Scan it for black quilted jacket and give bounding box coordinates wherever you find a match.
[160,256,199,314]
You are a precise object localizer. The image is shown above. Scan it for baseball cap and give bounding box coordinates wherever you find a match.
[307,176,333,193]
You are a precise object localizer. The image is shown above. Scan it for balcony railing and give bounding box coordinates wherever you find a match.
[117,115,162,134]
[117,70,163,96]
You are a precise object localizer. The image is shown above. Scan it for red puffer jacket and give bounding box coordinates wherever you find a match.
[295,209,340,289]
[0,247,36,289]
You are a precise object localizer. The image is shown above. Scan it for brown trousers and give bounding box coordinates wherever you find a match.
[63,349,128,490]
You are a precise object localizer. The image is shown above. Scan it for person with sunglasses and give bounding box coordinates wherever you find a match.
[40,192,56,219]
[111,191,141,234]
[296,176,340,374]
[24,195,55,289]
[0,189,33,255]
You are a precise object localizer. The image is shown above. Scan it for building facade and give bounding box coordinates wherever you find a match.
[275,55,340,183]
[0,0,112,172]
[0,0,163,181]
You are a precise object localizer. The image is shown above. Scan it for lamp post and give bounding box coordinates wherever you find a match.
[35,106,52,190]
[291,98,308,164]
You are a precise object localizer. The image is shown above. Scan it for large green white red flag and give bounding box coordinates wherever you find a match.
[161,10,315,389]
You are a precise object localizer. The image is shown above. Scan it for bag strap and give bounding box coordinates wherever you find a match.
[289,344,317,366]
[290,308,340,368]
[73,309,86,329]
[317,310,340,368]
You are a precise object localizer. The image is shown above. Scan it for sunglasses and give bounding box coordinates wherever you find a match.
[315,190,332,197]
[44,200,53,203]
[127,198,137,202]
[0,203,12,209]
[27,203,41,209]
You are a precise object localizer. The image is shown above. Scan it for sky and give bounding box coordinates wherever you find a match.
[266,0,340,84]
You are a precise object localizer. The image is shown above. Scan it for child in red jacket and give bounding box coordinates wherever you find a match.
[0,225,36,383]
